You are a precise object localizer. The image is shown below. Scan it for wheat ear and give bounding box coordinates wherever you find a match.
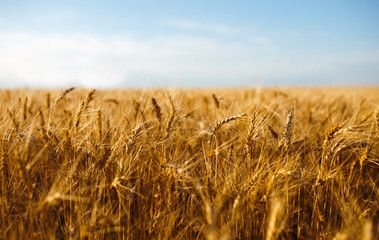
[212,93,220,109]
[126,124,144,153]
[268,125,278,140]
[7,108,19,130]
[246,112,257,145]
[22,96,28,121]
[357,143,371,186]
[74,89,96,128]
[133,99,140,120]
[38,109,47,138]
[213,114,246,132]
[54,87,75,106]
[46,92,51,111]
[97,107,102,142]
[283,105,294,149]
[151,97,162,122]
[321,124,341,167]
[166,95,177,138]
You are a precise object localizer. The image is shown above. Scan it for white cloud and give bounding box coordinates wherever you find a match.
[0,31,269,88]
[0,31,378,88]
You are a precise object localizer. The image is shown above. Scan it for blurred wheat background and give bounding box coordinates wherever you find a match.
[0,87,378,239]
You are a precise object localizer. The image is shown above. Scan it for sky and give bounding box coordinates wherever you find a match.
[0,0,378,88]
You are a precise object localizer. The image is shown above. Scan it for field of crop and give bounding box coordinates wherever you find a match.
[0,87,378,239]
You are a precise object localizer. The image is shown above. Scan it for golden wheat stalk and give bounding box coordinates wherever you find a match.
[22,96,28,121]
[357,143,372,186]
[246,113,257,144]
[7,108,19,130]
[319,123,342,178]
[200,129,217,138]
[268,125,278,140]
[245,113,257,159]
[39,109,45,128]
[133,99,140,120]
[46,92,51,111]
[74,89,96,128]
[151,97,162,122]
[212,93,220,109]
[97,107,102,142]
[266,200,282,240]
[126,124,144,153]
[54,87,75,106]
[38,109,48,141]
[283,106,294,149]
[166,95,177,138]
[213,114,246,132]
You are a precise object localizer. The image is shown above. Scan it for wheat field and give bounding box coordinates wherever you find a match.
[0,87,378,239]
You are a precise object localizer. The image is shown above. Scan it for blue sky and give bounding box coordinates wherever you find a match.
[0,0,378,88]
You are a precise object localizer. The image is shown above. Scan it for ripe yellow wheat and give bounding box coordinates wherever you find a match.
[0,87,378,239]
